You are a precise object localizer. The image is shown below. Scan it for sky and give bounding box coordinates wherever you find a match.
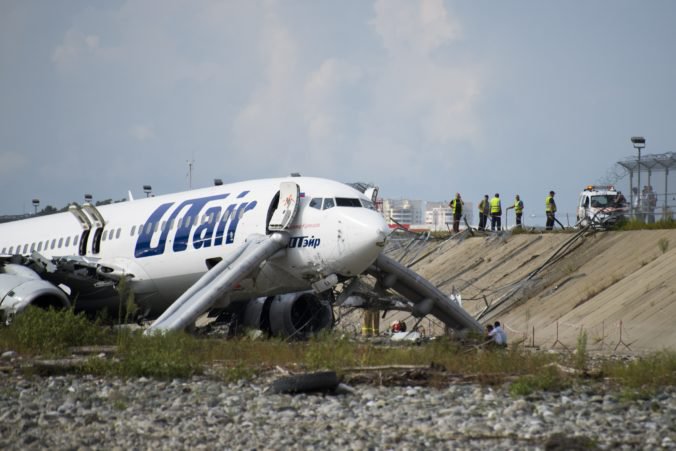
[1,0,675,225]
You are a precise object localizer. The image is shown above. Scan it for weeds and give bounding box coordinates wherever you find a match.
[573,330,588,372]
[603,350,676,390]
[1,307,112,356]
[658,238,669,254]
[617,218,676,231]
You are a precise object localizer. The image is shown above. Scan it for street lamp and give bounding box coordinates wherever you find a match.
[84,194,93,204]
[32,199,40,215]
[631,136,646,218]
[143,185,152,197]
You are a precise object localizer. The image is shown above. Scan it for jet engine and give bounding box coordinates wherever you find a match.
[0,264,70,324]
[241,292,334,338]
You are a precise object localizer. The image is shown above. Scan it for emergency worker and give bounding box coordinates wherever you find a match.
[490,193,502,231]
[506,195,524,228]
[545,191,557,230]
[449,193,464,233]
[478,195,489,231]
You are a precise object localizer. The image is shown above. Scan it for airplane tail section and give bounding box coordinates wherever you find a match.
[145,232,290,333]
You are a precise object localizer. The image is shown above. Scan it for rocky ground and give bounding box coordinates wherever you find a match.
[0,371,674,450]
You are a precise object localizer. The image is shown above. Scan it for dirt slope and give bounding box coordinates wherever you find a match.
[405,229,676,352]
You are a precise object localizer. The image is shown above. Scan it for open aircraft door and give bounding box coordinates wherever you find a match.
[268,182,300,231]
[82,203,106,254]
[68,204,92,256]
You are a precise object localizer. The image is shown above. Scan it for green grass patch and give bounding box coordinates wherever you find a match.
[602,350,676,390]
[0,307,113,356]
[616,218,676,231]
[509,366,569,397]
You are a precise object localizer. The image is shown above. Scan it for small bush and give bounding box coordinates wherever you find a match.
[4,307,111,356]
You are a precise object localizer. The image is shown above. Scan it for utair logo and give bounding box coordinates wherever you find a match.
[134,192,257,258]
[288,235,321,249]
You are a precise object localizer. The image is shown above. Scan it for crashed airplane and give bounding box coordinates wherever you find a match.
[0,176,482,337]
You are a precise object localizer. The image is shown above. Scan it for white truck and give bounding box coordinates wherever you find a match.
[576,185,628,228]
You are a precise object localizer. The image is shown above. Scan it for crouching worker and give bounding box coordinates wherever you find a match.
[489,321,508,348]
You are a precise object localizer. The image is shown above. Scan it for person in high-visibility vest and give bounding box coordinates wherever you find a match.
[490,193,502,231]
[478,194,489,231]
[506,194,524,228]
[449,192,464,233]
[361,309,380,337]
[545,190,557,230]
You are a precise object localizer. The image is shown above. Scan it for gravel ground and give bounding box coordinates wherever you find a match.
[0,371,674,450]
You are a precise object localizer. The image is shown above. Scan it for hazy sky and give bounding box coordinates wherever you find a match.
[1,0,675,224]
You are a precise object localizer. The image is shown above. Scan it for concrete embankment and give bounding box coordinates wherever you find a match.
[399,229,676,352]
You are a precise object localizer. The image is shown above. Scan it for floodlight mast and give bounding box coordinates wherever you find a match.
[631,136,646,219]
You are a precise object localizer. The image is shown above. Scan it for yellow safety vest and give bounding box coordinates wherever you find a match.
[546,196,556,213]
[514,199,523,214]
[451,198,463,214]
[478,199,486,212]
[490,197,501,214]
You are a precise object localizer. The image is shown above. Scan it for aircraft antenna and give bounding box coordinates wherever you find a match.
[186,158,195,189]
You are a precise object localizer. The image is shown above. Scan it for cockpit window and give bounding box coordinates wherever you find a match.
[309,198,323,210]
[323,198,335,210]
[361,199,376,210]
[335,197,361,207]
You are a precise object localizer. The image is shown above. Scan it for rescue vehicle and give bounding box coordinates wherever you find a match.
[576,185,628,228]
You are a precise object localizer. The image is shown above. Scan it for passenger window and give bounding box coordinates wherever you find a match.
[37,242,42,252]
[309,198,323,210]
[102,231,107,241]
[7,247,12,253]
[116,228,121,239]
[51,239,56,249]
[145,223,152,234]
[23,244,28,254]
[169,219,175,229]
[138,224,143,235]
[65,237,70,247]
[130,225,136,236]
[58,238,63,248]
[30,243,36,252]
[2,247,6,254]
[184,217,192,227]
[154,222,159,232]
[73,235,78,246]
[323,198,335,210]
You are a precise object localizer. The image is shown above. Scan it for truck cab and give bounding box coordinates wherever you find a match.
[577,185,627,228]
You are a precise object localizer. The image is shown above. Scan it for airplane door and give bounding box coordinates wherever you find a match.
[268,182,300,231]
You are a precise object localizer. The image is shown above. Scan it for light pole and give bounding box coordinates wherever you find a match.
[143,185,152,197]
[32,199,40,215]
[631,136,646,219]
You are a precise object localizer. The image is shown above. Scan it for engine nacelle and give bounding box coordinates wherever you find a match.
[0,265,70,324]
[242,292,334,339]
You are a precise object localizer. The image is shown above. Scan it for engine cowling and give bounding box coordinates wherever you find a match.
[0,264,70,324]
[242,292,334,338]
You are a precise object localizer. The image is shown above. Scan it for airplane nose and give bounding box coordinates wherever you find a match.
[334,209,390,276]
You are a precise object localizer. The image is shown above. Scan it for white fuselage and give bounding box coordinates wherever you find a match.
[0,177,389,316]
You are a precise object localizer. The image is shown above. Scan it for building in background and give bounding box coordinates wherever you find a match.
[380,199,473,231]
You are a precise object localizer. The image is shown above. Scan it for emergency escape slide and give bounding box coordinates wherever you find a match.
[145,182,300,334]
[368,254,484,334]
